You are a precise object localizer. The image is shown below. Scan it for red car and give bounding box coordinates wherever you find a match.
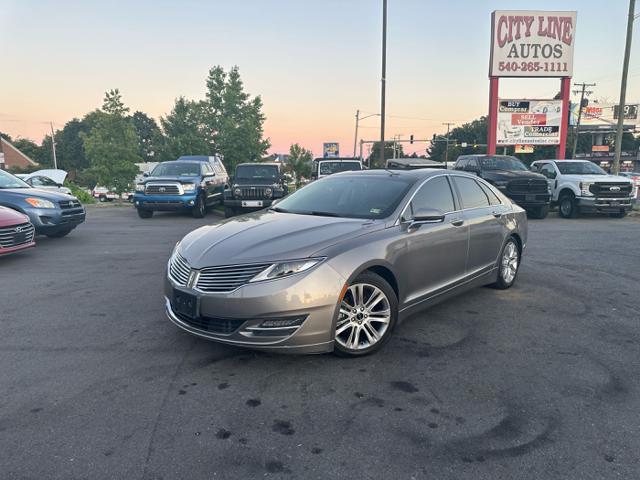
[0,206,35,256]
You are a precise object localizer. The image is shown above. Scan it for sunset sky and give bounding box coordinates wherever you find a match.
[1,0,638,157]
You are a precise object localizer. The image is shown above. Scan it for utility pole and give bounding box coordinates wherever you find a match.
[442,122,454,164]
[50,122,58,170]
[353,110,360,157]
[613,0,636,175]
[571,82,596,159]
[379,0,387,169]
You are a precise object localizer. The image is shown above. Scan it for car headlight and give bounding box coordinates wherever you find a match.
[135,184,145,192]
[182,183,196,193]
[580,182,594,196]
[234,188,242,197]
[249,258,324,282]
[25,197,56,209]
[265,187,273,197]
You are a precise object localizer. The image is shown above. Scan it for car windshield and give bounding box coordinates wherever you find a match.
[235,165,278,180]
[273,174,413,219]
[479,156,528,171]
[319,161,362,175]
[556,161,606,175]
[150,162,200,177]
[0,169,31,189]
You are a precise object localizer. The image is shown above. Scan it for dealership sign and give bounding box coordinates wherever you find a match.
[497,99,563,145]
[570,102,638,129]
[323,142,339,158]
[490,10,577,77]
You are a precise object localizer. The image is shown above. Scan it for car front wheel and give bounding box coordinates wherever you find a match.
[559,194,578,218]
[137,209,153,219]
[334,271,398,357]
[192,194,206,218]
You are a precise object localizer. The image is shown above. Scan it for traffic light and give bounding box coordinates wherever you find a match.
[410,134,414,144]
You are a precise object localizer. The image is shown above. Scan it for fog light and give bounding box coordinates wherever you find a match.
[188,200,195,206]
[259,316,306,328]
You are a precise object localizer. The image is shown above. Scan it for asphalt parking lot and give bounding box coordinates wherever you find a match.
[1,206,639,480]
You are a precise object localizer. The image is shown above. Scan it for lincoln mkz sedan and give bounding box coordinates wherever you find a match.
[165,169,527,356]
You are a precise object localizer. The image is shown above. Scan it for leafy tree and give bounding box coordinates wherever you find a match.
[158,97,209,161]
[55,118,92,173]
[81,90,141,193]
[12,138,41,162]
[367,141,404,167]
[286,144,313,186]
[0,131,12,141]
[131,111,163,162]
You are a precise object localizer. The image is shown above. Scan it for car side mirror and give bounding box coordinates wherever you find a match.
[412,208,445,224]
[143,172,149,177]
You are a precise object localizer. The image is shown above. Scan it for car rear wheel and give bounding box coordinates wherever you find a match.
[334,271,398,357]
[559,193,577,218]
[137,209,153,219]
[528,205,549,219]
[192,194,206,218]
[491,238,520,289]
[46,228,72,238]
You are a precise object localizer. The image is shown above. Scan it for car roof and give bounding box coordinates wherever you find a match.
[160,160,201,165]
[335,168,470,181]
[237,162,279,167]
[534,159,590,163]
[177,155,216,162]
[314,157,361,162]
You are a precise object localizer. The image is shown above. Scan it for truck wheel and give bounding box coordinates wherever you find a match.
[137,209,153,219]
[224,207,236,218]
[192,194,206,218]
[99,195,107,203]
[559,193,578,218]
[609,210,627,219]
[528,205,549,219]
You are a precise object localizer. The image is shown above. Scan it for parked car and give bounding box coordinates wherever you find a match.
[0,169,85,237]
[386,158,446,170]
[454,154,551,219]
[531,159,635,218]
[0,205,35,256]
[133,160,227,218]
[619,171,640,199]
[223,163,288,218]
[165,169,527,356]
[92,186,118,202]
[312,158,363,180]
[15,169,72,195]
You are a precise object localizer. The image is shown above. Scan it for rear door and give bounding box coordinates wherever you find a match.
[451,175,505,274]
[399,175,468,305]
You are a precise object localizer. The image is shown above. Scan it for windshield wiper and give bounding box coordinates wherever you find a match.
[308,211,342,217]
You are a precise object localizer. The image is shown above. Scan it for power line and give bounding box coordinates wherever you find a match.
[571,82,596,159]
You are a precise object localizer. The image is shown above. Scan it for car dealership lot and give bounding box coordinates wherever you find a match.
[1,207,639,480]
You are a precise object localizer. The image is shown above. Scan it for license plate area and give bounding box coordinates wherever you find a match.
[609,201,620,207]
[525,194,537,202]
[173,289,198,318]
[242,200,263,207]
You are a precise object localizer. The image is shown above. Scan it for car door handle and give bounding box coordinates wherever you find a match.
[450,218,464,227]
[492,211,502,218]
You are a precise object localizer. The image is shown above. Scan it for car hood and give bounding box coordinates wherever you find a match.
[179,210,383,267]
[0,205,29,226]
[482,169,546,181]
[232,178,278,186]
[142,175,200,184]
[24,169,68,184]
[0,188,77,202]
[560,174,633,183]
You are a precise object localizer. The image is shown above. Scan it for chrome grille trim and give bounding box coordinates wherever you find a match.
[197,263,271,293]
[0,222,35,248]
[168,253,191,286]
[145,182,183,195]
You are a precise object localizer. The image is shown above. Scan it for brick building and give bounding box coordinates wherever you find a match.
[0,137,38,170]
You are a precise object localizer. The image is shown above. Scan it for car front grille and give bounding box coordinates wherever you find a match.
[169,253,192,286]
[58,199,85,217]
[589,183,633,198]
[145,183,182,195]
[197,263,271,293]
[240,187,268,199]
[0,222,35,248]
[173,311,246,335]
[507,179,548,194]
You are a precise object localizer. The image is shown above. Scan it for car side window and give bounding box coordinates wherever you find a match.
[455,159,467,170]
[540,164,556,179]
[408,176,456,218]
[479,182,502,205]
[453,176,491,209]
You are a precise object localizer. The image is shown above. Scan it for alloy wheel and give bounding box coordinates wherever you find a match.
[335,283,391,351]
[501,241,519,284]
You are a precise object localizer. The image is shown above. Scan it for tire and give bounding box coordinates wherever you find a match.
[46,228,72,238]
[491,237,520,290]
[192,194,206,218]
[224,207,236,218]
[137,209,153,219]
[99,195,106,203]
[609,210,627,219]
[333,271,398,357]
[558,193,578,218]
[528,205,549,219]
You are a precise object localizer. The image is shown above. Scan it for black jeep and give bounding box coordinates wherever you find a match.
[223,163,288,218]
[453,154,551,219]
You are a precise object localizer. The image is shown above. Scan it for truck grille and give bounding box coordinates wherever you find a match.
[58,199,85,217]
[197,263,271,293]
[145,183,182,195]
[169,253,192,286]
[589,183,633,198]
[507,179,548,194]
[240,187,267,199]
[173,311,246,335]
[0,222,35,248]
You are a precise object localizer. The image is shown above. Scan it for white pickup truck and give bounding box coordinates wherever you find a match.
[530,160,635,218]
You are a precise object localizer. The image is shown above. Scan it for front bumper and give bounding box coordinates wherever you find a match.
[24,207,86,234]
[224,198,274,209]
[576,196,634,213]
[163,261,346,353]
[505,192,551,208]
[134,193,197,211]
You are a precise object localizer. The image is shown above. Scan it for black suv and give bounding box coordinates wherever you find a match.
[453,154,551,219]
[224,163,288,218]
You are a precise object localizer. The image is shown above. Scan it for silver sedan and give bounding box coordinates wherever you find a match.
[164,169,528,356]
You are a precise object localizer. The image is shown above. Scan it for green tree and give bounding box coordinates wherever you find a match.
[286,143,312,186]
[131,111,163,162]
[12,138,41,162]
[81,90,141,193]
[56,119,92,173]
[367,141,404,167]
[158,97,209,161]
